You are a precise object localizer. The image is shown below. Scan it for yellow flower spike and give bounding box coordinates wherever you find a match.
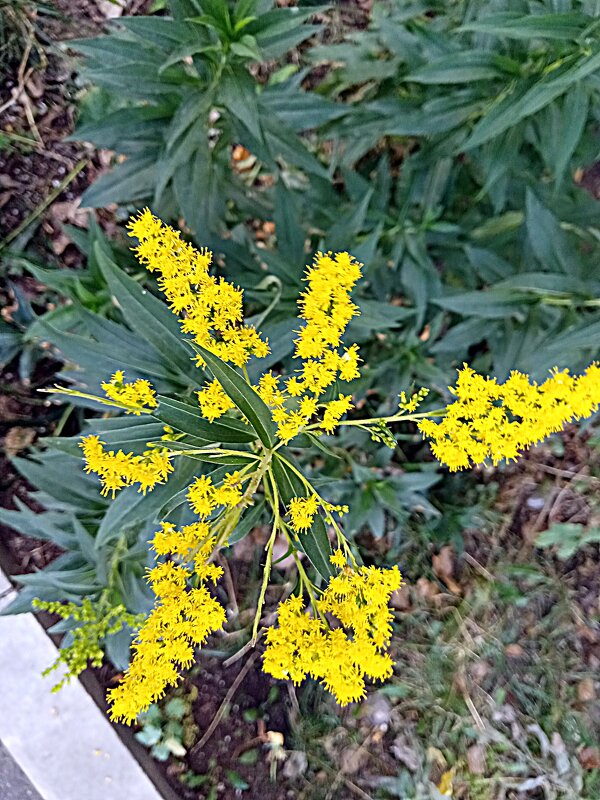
[101,371,158,414]
[127,209,269,383]
[263,563,402,706]
[187,471,244,518]
[321,394,354,433]
[419,362,600,471]
[186,474,216,518]
[80,435,172,497]
[108,547,226,724]
[152,521,210,558]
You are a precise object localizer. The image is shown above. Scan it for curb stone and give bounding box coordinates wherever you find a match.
[0,567,164,800]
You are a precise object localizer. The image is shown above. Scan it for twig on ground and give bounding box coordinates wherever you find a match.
[0,157,87,251]
[191,651,258,755]
[223,631,262,668]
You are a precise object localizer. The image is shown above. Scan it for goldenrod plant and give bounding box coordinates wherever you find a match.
[51,211,600,724]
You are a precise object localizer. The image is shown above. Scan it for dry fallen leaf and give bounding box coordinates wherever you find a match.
[416,576,442,604]
[391,735,419,772]
[579,746,600,770]
[96,0,124,19]
[432,546,462,594]
[390,584,411,610]
[4,427,36,457]
[504,643,524,658]
[340,743,369,775]
[577,678,596,702]
[550,732,570,776]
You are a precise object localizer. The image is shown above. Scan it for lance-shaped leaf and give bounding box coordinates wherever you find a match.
[154,395,258,444]
[271,453,334,580]
[94,243,197,382]
[192,344,277,448]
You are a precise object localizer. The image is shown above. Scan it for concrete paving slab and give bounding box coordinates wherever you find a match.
[0,742,44,800]
[0,568,164,800]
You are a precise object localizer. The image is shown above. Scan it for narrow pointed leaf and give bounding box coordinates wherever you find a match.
[153,395,258,443]
[192,344,277,447]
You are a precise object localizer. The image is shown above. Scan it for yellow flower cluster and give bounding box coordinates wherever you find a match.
[108,538,225,724]
[128,209,269,367]
[287,495,319,532]
[187,471,243,517]
[196,379,235,422]
[418,363,600,471]
[263,560,402,704]
[101,370,157,414]
[256,252,363,442]
[287,496,349,533]
[152,520,209,559]
[80,435,172,497]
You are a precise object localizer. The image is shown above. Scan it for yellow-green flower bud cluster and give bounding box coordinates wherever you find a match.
[32,598,141,692]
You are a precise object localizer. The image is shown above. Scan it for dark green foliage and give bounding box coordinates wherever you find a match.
[70,0,600,401]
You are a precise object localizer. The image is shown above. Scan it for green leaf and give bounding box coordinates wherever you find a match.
[407,51,509,84]
[230,35,262,61]
[219,66,263,142]
[94,243,197,381]
[459,12,590,41]
[95,458,199,549]
[36,320,178,388]
[161,441,257,466]
[433,289,531,319]
[172,139,226,236]
[525,189,581,276]
[226,770,249,792]
[81,151,160,208]
[273,183,305,263]
[135,725,162,747]
[73,105,170,151]
[298,514,334,581]
[260,86,347,131]
[12,453,107,512]
[154,395,258,443]
[228,499,265,545]
[165,697,187,720]
[464,48,600,150]
[192,344,277,448]
[249,7,326,60]
[88,417,167,455]
[271,454,334,579]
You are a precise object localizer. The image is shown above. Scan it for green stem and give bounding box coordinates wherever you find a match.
[275,454,356,567]
[215,450,272,548]
[43,386,151,416]
[332,408,446,427]
[252,474,280,643]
